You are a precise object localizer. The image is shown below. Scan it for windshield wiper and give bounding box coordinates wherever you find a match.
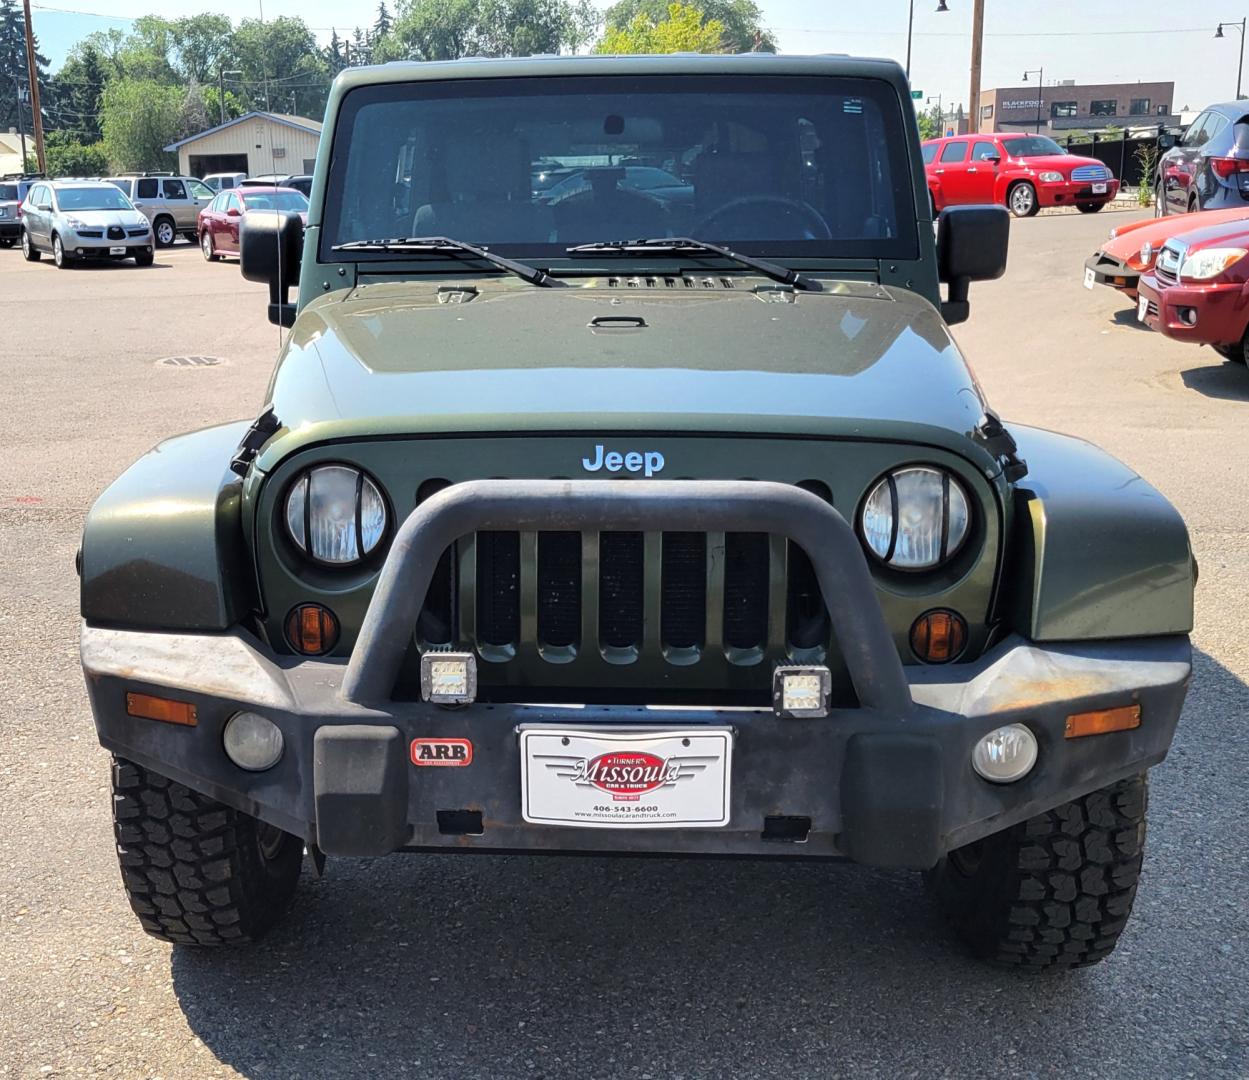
[566,237,807,289]
[332,236,554,286]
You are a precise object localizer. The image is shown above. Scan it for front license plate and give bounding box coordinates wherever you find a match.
[1092,182,1108,194]
[1083,266,1096,289]
[520,726,732,828]
[1138,294,1150,322]
[109,246,126,255]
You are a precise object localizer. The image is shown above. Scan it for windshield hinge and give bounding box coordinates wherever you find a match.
[974,409,1028,483]
[230,406,282,477]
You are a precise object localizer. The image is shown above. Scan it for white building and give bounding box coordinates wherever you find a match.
[164,111,322,180]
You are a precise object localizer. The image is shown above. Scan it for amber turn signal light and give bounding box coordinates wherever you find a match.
[126,692,197,726]
[285,603,340,656]
[910,609,967,664]
[1065,704,1141,739]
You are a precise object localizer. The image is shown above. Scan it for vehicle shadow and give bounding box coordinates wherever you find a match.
[1180,359,1249,401]
[1110,308,1150,331]
[170,647,1249,1079]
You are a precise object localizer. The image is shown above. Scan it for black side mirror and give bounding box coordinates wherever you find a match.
[240,210,303,328]
[985,154,1002,166]
[936,205,1009,325]
[1158,132,1177,151]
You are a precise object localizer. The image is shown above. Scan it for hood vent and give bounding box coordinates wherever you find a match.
[606,275,736,290]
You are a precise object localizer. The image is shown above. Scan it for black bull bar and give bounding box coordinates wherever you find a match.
[341,479,911,712]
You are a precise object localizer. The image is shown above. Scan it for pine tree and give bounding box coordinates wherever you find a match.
[350,26,370,66]
[0,0,49,138]
[373,3,392,40]
[326,29,346,75]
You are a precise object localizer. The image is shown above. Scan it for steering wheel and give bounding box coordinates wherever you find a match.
[690,196,833,241]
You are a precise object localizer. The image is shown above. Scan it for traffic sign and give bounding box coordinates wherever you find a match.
[910,89,923,99]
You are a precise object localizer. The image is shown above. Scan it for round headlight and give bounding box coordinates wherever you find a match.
[860,466,970,570]
[223,711,284,771]
[285,464,387,564]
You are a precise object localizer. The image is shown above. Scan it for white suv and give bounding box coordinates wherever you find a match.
[104,174,214,246]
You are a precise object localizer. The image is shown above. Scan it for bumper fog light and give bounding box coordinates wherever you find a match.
[1178,308,1197,327]
[972,723,1038,783]
[223,711,284,771]
[421,651,477,705]
[772,665,832,718]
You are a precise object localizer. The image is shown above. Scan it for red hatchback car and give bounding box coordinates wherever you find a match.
[198,186,309,260]
[923,133,1120,218]
[1137,218,1249,362]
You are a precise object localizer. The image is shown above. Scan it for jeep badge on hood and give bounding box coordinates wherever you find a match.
[582,444,665,477]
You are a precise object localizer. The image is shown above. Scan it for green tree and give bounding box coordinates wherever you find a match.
[0,0,50,136]
[169,14,235,84]
[376,0,598,62]
[100,77,183,171]
[41,129,109,175]
[232,17,330,118]
[916,103,942,141]
[602,0,773,52]
[48,41,108,141]
[374,2,393,39]
[595,2,726,54]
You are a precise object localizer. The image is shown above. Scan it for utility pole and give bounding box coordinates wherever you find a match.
[20,0,43,173]
[967,0,984,134]
[11,77,26,169]
[218,67,226,126]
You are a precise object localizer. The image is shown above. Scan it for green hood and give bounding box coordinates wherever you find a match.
[257,276,996,472]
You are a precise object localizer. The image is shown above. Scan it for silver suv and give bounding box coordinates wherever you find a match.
[20,179,154,268]
[105,174,214,246]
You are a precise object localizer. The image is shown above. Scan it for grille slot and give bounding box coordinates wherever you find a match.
[107,225,125,240]
[723,532,770,650]
[599,531,644,648]
[476,531,519,647]
[786,542,829,650]
[537,531,581,647]
[661,532,706,649]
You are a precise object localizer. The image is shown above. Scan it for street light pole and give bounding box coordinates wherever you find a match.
[906,0,950,82]
[967,0,984,134]
[20,0,43,173]
[1022,67,1044,134]
[926,93,943,135]
[1215,21,1246,99]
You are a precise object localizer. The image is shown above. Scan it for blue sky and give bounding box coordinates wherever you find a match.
[29,0,1243,115]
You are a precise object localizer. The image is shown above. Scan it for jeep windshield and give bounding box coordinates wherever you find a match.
[322,74,918,262]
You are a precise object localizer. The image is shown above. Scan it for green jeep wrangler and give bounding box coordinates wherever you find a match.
[80,55,1194,969]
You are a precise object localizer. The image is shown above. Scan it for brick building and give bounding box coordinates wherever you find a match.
[978,81,1177,134]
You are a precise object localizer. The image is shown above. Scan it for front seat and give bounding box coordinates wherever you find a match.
[413,135,552,243]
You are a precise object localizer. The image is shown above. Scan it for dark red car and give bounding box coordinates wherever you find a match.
[922,133,1120,218]
[198,186,309,260]
[1137,217,1249,362]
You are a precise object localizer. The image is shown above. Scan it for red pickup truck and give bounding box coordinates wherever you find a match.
[923,133,1120,218]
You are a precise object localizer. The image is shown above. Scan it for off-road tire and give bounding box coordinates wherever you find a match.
[21,228,39,260]
[153,216,176,247]
[925,774,1147,970]
[1076,201,1104,214]
[1007,181,1038,218]
[111,756,303,946]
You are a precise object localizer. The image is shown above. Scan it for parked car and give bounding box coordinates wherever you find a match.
[203,171,248,192]
[1137,216,1249,361]
[923,133,1119,217]
[240,174,293,187]
[1083,205,1249,300]
[282,174,313,198]
[0,178,24,247]
[20,179,154,268]
[105,174,214,246]
[1156,102,1249,215]
[198,186,309,260]
[80,54,1194,972]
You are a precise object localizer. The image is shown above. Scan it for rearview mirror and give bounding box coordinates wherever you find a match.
[936,205,1009,325]
[241,211,303,328]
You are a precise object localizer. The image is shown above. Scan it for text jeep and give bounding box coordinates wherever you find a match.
[80,55,1193,969]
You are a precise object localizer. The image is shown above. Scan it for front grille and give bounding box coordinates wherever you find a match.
[77,229,103,238]
[1155,246,1181,286]
[1071,165,1109,182]
[107,225,125,240]
[1144,299,1159,319]
[418,527,832,673]
[127,228,148,237]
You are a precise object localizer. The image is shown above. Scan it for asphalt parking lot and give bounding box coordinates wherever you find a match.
[1,214,1247,1079]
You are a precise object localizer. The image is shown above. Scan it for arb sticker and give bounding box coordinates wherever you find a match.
[410,738,473,767]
